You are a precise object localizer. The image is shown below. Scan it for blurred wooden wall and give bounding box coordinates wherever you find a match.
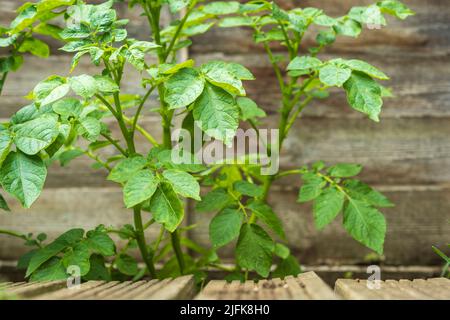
[1,1,449,269]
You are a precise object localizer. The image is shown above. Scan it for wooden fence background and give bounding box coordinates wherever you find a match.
[0,0,449,272]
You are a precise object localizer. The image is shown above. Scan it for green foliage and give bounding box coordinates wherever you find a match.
[0,0,413,282]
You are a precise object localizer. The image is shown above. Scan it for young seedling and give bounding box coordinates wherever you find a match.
[0,0,414,282]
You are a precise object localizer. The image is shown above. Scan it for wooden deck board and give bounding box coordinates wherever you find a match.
[195,272,336,300]
[335,278,450,300]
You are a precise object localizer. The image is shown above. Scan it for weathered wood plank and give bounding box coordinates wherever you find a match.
[35,276,195,300]
[1,186,449,264]
[191,0,450,55]
[3,280,67,298]
[190,185,450,265]
[335,277,450,300]
[0,187,162,260]
[0,114,448,188]
[191,52,450,117]
[195,272,336,300]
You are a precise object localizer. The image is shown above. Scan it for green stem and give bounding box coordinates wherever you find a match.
[162,1,197,61]
[101,133,127,156]
[130,85,155,141]
[133,206,157,278]
[0,229,27,240]
[123,115,160,146]
[83,149,111,171]
[0,72,8,96]
[170,230,185,275]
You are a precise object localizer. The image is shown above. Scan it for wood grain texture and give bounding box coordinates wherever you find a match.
[2,276,196,299]
[335,277,450,300]
[195,271,336,300]
[0,0,449,269]
[190,186,450,265]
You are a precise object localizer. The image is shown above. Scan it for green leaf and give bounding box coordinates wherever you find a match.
[33,76,70,106]
[193,83,239,146]
[237,97,266,121]
[274,243,290,259]
[26,228,84,277]
[196,188,232,213]
[209,208,243,248]
[108,156,147,184]
[162,169,200,200]
[328,163,362,178]
[319,64,352,87]
[202,61,245,96]
[377,0,415,20]
[149,182,184,232]
[116,254,138,276]
[316,30,336,46]
[18,37,50,58]
[225,63,255,80]
[13,114,59,155]
[69,75,98,99]
[60,24,91,40]
[287,56,322,72]
[344,179,394,208]
[159,59,195,75]
[236,224,274,277]
[203,1,240,15]
[314,14,338,27]
[219,16,253,28]
[62,241,91,276]
[340,59,389,80]
[234,181,263,197]
[343,72,383,122]
[0,151,47,208]
[183,22,215,36]
[298,172,326,203]
[59,149,84,167]
[10,5,37,33]
[83,254,110,281]
[313,187,345,230]
[247,201,285,239]
[164,68,205,109]
[333,19,362,37]
[123,170,158,208]
[167,0,190,13]
[52,98,82,118]
[86,230,115,256]
[0,129,12,167]
[343,199,386,254]
[29,257,67,282]
[0,193,10,211]
[271,255,301,279]
[79,117,101,142]
[94,76,119,94]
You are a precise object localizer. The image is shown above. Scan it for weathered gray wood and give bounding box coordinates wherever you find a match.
[1,186,449,264]
[0,115,449,187]
[195,272,336,300]
[34,276,195,300]
[3,280,67,298]
[335,278,450,300]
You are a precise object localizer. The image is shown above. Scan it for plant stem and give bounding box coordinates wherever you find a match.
[101,133,127,156]
[162,1,197,61]
[0,72,8,96]
[130,85,155,141]
[83,149,111,171]
[133,206,157,278]
[123,115,160,146]
[170,230,185,275]
[0,229,27,240]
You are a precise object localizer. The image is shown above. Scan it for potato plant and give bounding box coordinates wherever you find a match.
[0,0,413,282]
